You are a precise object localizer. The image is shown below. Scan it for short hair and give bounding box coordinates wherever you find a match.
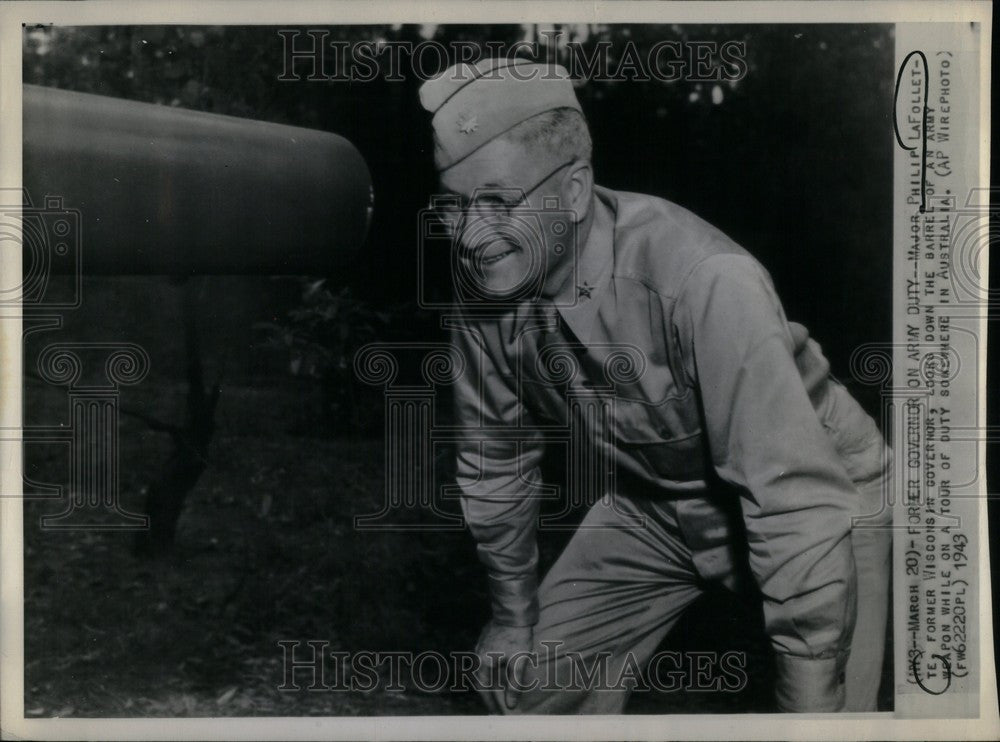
[497,107,593,164]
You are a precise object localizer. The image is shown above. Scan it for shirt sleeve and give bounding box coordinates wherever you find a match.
[673,253,858,712]
[449,315,546,628]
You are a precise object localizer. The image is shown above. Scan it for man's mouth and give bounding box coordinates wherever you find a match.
[480,247,518,266]
[460,240,520,272]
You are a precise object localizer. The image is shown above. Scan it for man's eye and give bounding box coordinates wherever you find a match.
[471,196,511,210]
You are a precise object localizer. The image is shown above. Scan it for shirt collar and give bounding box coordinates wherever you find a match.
[550,186,616,344]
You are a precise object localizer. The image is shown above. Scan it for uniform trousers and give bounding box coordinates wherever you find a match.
[508,468,892,714]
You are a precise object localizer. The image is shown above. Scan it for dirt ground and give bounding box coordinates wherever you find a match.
[22,377,886,717]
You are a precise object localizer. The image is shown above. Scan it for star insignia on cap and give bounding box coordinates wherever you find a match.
[457,114,478,135]
[577,282,593,299]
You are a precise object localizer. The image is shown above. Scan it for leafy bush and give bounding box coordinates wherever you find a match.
[257,279,393,435]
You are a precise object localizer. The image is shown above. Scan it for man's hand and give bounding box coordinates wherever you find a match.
[474,620,533,713]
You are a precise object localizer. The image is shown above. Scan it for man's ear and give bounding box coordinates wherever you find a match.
[561,160,594,224]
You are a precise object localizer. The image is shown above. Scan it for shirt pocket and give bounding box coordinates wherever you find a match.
[612,393,710,485]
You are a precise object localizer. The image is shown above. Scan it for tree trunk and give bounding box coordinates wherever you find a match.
[133,278,220,557]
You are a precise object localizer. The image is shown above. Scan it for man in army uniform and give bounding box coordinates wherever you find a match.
[418,58,891,713]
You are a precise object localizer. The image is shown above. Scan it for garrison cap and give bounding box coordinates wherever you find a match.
[419,58,581,170]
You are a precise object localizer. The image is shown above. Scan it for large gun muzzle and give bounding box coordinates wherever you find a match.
[22,84,372,275]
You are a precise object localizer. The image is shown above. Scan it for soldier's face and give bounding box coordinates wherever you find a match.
[437,139,574,301]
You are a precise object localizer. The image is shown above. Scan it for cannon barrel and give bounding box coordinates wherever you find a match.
[22,84,372,275]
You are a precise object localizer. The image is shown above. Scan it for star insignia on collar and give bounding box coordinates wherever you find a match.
[457,114,478,135]
[577,282,594,299]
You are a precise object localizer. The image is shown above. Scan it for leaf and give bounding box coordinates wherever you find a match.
[258,493,273,518]
[303,278,326,299]
[216,687,238,706]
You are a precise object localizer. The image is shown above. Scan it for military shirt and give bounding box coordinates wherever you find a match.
[450,185,888,705]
